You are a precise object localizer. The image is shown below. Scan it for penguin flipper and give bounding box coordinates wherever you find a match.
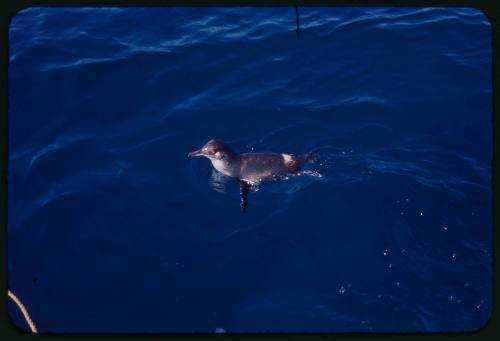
[238,180,251,213]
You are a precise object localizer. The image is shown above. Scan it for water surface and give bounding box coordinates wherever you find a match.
[8,7,492,332]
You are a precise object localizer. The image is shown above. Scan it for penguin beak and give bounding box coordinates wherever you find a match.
[188,149,204,157]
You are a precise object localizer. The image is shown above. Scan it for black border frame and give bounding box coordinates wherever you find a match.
[1,0,498,339]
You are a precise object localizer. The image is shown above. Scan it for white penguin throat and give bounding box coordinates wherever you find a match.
[209,157,233,177]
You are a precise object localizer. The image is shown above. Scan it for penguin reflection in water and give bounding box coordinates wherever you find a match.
[188,139,322,212]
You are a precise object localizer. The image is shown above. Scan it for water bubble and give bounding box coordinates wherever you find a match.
[448,295,455,302]
[442,226,448,231]
[419,212,424,216]
[400,211,404,215]
[388,263,393,269]
[383,249,389,256]
[401,248,407,254]
[395,281,400,287]
[464,281,471,288]
[451,253,457,259]
[474,304,481,310]
[339,286,346,294]
[341,151,346,155]
[361,320,373,330]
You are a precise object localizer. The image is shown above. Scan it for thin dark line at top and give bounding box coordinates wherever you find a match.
[295,5,300,40]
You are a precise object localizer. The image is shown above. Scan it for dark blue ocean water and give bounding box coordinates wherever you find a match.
[7,7,492,333]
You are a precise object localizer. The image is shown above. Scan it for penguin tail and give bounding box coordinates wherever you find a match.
[306,153,317,163]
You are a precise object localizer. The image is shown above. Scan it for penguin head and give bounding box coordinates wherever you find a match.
[188,139,235,160]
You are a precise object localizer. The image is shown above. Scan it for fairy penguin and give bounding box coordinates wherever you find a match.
[188,139,318,212]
